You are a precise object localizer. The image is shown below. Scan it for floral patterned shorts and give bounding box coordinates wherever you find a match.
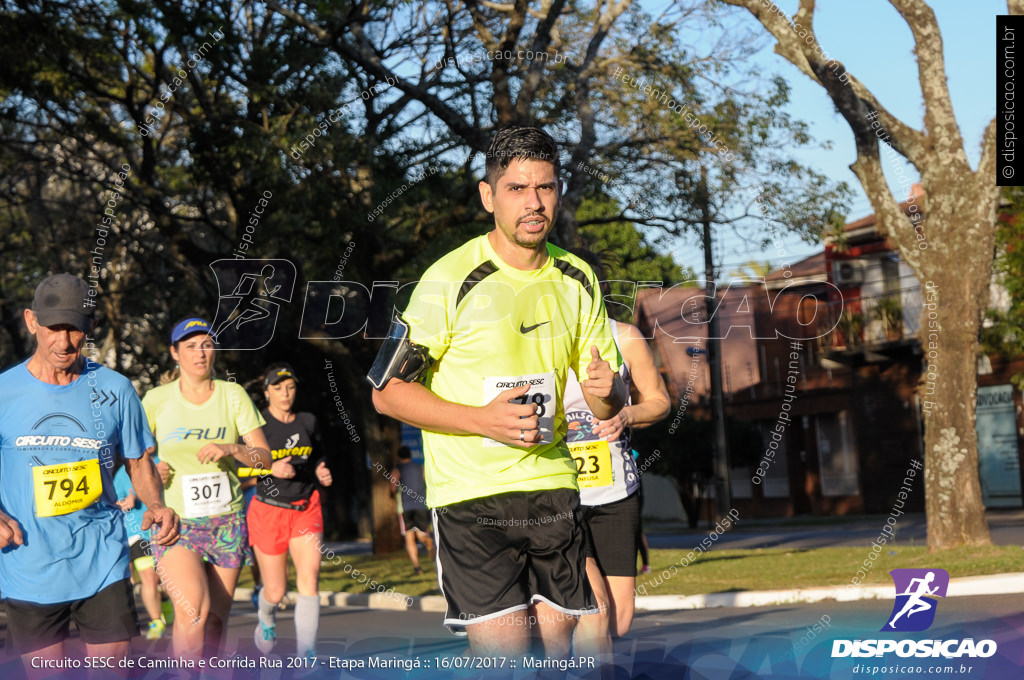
[153,510,252,568]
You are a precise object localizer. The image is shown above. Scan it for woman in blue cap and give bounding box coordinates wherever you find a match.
[142,317,272,659]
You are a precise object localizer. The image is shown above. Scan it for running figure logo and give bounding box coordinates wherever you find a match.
[209,259,296,350]
[882,568,949,632]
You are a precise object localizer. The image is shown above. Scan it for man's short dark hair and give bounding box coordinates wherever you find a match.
[485,125,561,186]
[397,446,412,461]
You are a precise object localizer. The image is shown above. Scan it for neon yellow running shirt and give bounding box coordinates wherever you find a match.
[402,235,621,507]
[142,379,265,518]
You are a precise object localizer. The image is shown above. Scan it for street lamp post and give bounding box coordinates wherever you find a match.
[698,166,732,522]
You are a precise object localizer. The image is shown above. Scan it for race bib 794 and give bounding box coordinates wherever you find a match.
[33,460,103,517]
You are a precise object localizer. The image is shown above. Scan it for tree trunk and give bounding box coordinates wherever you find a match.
[921,295,990,548]
[0,279,26,359]
[366,409,403,555]
[371,473,402,555]
[917,197,996,549]
[719,0,1004,550]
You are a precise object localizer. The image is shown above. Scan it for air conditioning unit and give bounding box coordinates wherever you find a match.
[832,259,866,286]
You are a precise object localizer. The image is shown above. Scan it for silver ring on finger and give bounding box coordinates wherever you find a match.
[520,430,525,442]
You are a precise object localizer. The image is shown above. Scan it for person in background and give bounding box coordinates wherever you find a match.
[246,362,333,661]
[638,533,651,574]
[390,446,434,575]
[238,472,264,609]
[113,463,167,640]
[567,251,670,660]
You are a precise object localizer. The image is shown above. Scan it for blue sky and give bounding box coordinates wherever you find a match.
[669,1,996,277]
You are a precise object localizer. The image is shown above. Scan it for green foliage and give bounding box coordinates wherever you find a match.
[574,193,695,321]
[727,260,773,281]
[583,14,853,249]
[836,310,865,348]
[982,187,1024,389]
[873,296,903,337]
[0,0,850,541]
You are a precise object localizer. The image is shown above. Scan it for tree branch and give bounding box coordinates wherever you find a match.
[462,0,501,51]
[720,0,928,167]
[514,0,568,120]
[887,0,966,173]
[268,1,489,150]
[978,117,998,184]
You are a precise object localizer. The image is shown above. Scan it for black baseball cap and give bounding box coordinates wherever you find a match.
[263,363,299,389]
[31,274,95,333]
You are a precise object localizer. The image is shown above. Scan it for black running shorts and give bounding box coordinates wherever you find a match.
[6,578,139,652]
[403,508,432,534]
[581,490,642,577]
[129,537,153,564]
[433,488,596,627]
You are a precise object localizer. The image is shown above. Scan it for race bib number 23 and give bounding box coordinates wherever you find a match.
[568,441,613,488]
[33,460,103,517]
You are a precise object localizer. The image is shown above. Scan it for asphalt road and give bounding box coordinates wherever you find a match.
[4,594,1021,679]
[3,512,1021,679]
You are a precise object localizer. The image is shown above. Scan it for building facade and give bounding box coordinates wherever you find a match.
[635,188,1024,518]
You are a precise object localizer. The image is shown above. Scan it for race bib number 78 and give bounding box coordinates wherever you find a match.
[482,372,556,447]
[34,460,103,517]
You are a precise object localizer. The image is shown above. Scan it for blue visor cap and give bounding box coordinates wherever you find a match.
[171,317,215,343]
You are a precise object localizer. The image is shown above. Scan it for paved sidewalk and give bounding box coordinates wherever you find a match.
[631,571,1024,610]
[233,570,1024,614]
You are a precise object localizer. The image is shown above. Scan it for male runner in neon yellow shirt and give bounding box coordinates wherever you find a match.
[370,125,626,657]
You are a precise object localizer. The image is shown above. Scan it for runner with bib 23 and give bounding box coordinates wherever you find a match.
[562,252,670,661]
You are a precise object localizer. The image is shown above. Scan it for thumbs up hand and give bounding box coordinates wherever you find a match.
[581,345,615,399]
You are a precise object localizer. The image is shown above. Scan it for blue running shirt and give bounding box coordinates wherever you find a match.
[0,359,155,603]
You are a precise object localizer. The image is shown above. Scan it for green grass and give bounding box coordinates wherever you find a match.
[635,545,1024,595]
[237,545,1024,598]
[646,513,907,531]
